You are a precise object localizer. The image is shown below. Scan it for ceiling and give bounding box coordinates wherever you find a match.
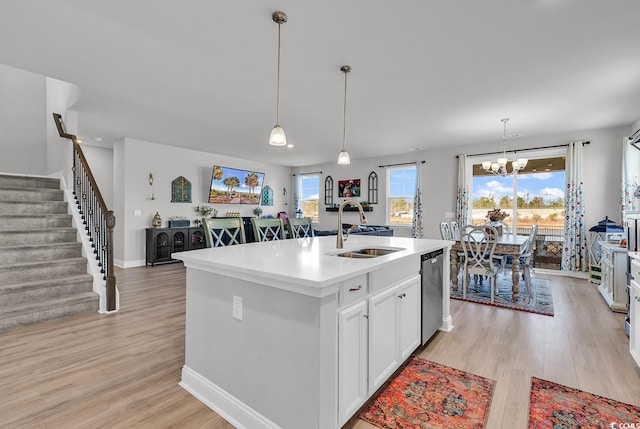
[1,1,640,167]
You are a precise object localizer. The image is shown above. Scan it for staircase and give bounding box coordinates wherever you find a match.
[0,174,99,333]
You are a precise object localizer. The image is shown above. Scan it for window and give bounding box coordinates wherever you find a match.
[300,174,319,222]
[387,165,416,225]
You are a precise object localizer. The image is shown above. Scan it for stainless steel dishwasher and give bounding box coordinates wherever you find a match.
[421,249,444,344]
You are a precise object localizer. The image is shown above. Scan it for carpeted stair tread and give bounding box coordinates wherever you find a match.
[0,242,82,264]
[0,187,64,201]
[0,214,73,230]
[0,174,61,189]
[0,273,93,294]
[0,292,97,317]
[0,256,87,272]
[0,228,78,246]
[0,292,99,333]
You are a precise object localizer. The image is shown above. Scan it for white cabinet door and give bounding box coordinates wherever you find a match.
[631,279,640,367]
[398,275,421,361]
[338,300,368,425]
[368,285,400,394]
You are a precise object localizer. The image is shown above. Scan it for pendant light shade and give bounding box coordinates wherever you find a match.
[337,65,352,165]
[337,149,351,165]
[270,125,286,146]
[269,11,287,147]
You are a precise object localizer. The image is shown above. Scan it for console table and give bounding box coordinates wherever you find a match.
[146,227,205,266]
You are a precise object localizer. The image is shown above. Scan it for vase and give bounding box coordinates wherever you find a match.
[152,212,162,228]
[488,221,503,236]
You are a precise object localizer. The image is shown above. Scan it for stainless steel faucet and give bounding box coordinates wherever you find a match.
[336,199,367,249]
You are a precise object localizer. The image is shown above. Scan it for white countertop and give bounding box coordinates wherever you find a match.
[174,235,452,298]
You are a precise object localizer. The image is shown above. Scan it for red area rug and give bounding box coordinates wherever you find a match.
[360,357,495,428]
[529,377,640,428]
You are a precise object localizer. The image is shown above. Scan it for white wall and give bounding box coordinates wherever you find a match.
[45,78,79,179]
[300,125,630,241]
[113,138,291,267]
[0,64,46,175]
[81,145,114,209]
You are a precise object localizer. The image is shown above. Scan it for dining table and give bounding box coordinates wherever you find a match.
[450,232,530,301]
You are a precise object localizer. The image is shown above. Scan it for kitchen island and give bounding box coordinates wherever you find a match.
[173,235,452,429]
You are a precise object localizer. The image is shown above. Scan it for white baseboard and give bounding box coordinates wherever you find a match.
[180,366,282,429]
[114,259,146,268]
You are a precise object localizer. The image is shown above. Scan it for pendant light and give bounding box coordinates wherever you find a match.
[269,11,287,147]
[337,65,351,165]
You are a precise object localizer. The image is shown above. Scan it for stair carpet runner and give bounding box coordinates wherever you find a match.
[0,174,98,333]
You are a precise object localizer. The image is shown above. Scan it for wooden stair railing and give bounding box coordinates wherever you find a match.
[53,113,116,311]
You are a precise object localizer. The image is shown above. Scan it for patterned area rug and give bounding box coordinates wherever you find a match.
[529,377,640,428]
[360,357,495,429]
[450,273,554,316]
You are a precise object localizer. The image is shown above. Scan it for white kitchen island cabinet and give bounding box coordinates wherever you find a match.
[174,235,452,429]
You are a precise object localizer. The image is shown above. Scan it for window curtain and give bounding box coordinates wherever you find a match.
[455,154,470,227]
[562,142,587,271]
[621,136,640,221]
[293,174,302,217]
[411,162,423,238]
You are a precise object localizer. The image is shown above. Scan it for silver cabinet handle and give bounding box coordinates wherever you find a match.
[363,314,369,319]
[398,293,406,299]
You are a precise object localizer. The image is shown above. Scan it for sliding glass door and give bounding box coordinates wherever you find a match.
[470,152,566,269]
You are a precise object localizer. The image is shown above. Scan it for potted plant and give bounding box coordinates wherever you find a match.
[486,208,507,235]
[193,205,213,226]
[253,207,263,218]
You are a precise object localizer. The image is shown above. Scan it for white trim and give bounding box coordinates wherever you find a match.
[537,268,589,280]
[114,259,146,268]
[180,366,283,429]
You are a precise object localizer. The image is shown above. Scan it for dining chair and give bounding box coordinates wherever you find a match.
[460,225,500,303]
[450,221,460,240]
[251,218,285,242]
[485,221,511,274]
[519,224,539,303]
[203,218,246,248]
[440,221,453,240]
[288,217,314,238]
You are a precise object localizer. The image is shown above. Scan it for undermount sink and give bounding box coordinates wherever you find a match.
[332,247,404,258]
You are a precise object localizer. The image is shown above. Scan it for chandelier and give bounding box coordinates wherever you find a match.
[481,118,528,177]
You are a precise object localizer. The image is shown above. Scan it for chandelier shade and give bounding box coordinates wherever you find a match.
[482,118,528,177]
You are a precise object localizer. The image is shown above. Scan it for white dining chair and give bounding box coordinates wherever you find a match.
[460,225,500,303]
[440,221,453,240]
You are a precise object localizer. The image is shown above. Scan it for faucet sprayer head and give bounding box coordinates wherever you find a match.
[360,212,367,224]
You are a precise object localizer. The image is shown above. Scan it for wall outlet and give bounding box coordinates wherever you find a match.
[232,295,243,321]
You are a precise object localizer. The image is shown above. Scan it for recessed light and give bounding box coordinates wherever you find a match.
[409,147,422,152]
[94,137,103,142]
[287,143,295,148]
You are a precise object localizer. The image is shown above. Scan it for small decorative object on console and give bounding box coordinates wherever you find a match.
[152,212,162,228]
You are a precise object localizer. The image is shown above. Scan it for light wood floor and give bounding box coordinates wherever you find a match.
[1,265,638,428]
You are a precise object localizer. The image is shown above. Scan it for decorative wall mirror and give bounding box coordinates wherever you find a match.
[261,185,274,206]
[368,171,378,204]
[171,176,192,203]
[324,176,334,206]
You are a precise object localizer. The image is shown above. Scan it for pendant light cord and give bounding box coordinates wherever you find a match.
[342,69,348,151]
[276,23,281,126]
[502,118,507,159]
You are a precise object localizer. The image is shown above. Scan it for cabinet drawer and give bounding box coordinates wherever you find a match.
[370,258,420,293]
[339,275,368,307]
